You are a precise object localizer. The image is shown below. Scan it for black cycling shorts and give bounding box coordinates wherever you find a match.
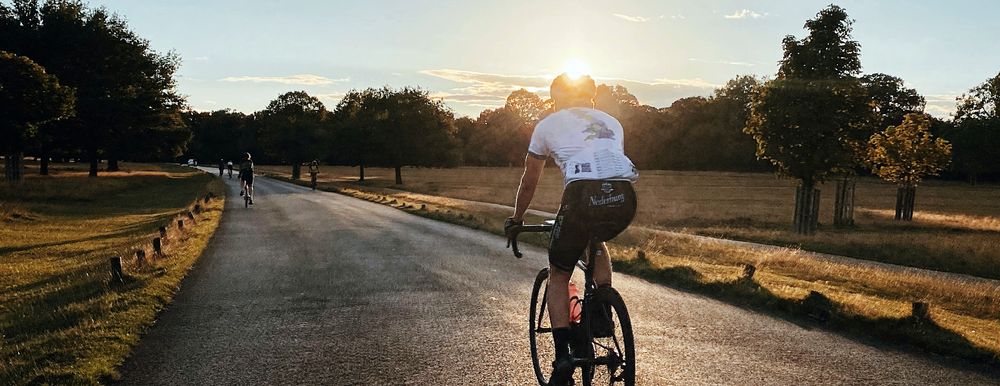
[241,173,254,185]
[549,180,637,272]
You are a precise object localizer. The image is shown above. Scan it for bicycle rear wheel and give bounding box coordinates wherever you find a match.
[584,287,635,386]
[528,267,555,385]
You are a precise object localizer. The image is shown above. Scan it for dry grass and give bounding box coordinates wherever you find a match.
[264,165,1000,365]
[0,162,224,385]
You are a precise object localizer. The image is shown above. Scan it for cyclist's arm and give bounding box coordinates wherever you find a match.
[512,153,545,221]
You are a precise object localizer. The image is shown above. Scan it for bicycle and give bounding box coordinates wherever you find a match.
[508,221,636,386]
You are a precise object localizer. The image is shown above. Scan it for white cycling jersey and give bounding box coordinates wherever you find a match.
[528,107,638,187]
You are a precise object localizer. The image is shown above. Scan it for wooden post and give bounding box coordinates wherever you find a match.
[110,256,124,284]
[742,264,756,280]
[177,219,184,229]
[636,250,646,261]
[912,301,930,320]
[194,204,202,214]
[158,226,167,238]
[186,211,195,220]
[153,237,162,254]
[135,249,146,264]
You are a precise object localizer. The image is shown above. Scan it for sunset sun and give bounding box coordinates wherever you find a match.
[562,58,590,79]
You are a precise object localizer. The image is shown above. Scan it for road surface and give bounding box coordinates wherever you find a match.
[117,172,999,385]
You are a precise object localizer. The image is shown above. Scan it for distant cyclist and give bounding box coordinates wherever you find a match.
[218,159,225,176]
[239,152,255,205]
[505,73,638,386]
[226,160,233,179]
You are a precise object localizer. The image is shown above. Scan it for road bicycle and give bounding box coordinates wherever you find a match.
[508,221,635,386]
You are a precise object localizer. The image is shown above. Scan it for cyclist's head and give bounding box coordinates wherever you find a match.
[245,152,252,161]
[550,73,596,110]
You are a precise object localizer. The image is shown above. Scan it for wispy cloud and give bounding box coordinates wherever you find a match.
[689,58,755,67]
[314,92,348,103]
[725,9,766,19]
[421,68,719,110]
[219,74,350,86]
[924,94,959,118]
[612,13,652,22]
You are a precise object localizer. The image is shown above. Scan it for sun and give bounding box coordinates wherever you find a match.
[562,58,591,79]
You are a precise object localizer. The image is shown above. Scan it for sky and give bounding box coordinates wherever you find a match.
[89,0,1000,118]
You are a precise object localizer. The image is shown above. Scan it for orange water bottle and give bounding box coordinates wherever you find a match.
[568,282,583,324]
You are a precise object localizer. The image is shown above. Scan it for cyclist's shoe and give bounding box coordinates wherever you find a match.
[590,304,615,338]
[240,190,244,197]
[548,356,575,386]
[249,198,254,205]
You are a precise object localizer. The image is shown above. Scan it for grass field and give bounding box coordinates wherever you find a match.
[260,165,1000,280]
[262,164,1000,367]
[0,162,224,385]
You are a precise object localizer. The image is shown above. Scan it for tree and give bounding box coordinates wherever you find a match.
[185,109,253,163]
[330,89,375,181]
[866,113,951,220]
[0,50,74,183]
[861,73,926,132]
[257,91,328,180]
[1,0,187,176]
[748,5,869,234]
[946,71,1000,184]
[370,86,459,184]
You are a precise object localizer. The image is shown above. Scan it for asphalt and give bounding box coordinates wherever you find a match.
[116,171,1000,385]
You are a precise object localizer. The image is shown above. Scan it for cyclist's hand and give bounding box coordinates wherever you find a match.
[504,217,522,239]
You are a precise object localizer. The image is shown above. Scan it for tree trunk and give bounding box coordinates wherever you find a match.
[359,163,365,182]
[894,185,917,221]
[88,147,98,177]
[833,177,855,227]
[794,182,820,235]
[394,166,402,185]
[291,163,301,180]
[39,141,49,176]
[5,150,24,183]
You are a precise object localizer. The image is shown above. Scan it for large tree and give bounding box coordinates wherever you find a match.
[866,113,951,220]
[747,5,870,233]
[257,91,328,180]
[946,71,1000,184]
[0,50,74,183]
[329,89,375,181]
[1,0,187,176]
[370,86,459,184]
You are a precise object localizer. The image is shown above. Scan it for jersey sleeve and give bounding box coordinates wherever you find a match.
[527,121,548,160]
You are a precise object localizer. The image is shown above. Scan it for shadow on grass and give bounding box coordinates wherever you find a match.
[615,255,1000,375]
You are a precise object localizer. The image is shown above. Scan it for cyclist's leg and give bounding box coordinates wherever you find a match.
[591,242,612,287]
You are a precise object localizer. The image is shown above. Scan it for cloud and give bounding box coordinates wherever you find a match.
[191,56,210,62]
[924,94,959,118]
[725,9,765,19]
[219,74,350,86]
[314,92,347,103]
[420,68,720,112]
[688,58,756,67]
[612,13,652,22]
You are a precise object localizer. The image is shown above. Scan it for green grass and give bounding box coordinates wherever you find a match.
[0,162,225,385]
[265,170,1000,371]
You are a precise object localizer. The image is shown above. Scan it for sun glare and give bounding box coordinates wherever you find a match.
[563,58,590,79]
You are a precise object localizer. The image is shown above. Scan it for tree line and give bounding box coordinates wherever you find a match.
[4,2,999,234]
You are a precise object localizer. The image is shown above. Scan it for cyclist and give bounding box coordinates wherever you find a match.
[238,152,255,205]
[218,159,225,176]
[308,160,319,190]
[226,160,234,178]
[505,73,638,385]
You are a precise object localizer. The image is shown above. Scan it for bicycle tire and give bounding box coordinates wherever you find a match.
[583,287,635,386]
[244,194,249,208]
[528,267,554,385]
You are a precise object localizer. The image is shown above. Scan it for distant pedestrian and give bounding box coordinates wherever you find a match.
[218,159,225,176]
[308,160,319,190]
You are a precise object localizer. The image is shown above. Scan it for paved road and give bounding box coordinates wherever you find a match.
[118,173,999,385]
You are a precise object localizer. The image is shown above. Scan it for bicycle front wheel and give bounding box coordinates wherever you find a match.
[528,267,554,385]
[584,286,635,386]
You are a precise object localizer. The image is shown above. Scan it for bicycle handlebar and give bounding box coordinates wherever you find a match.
[506,224,553,258]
